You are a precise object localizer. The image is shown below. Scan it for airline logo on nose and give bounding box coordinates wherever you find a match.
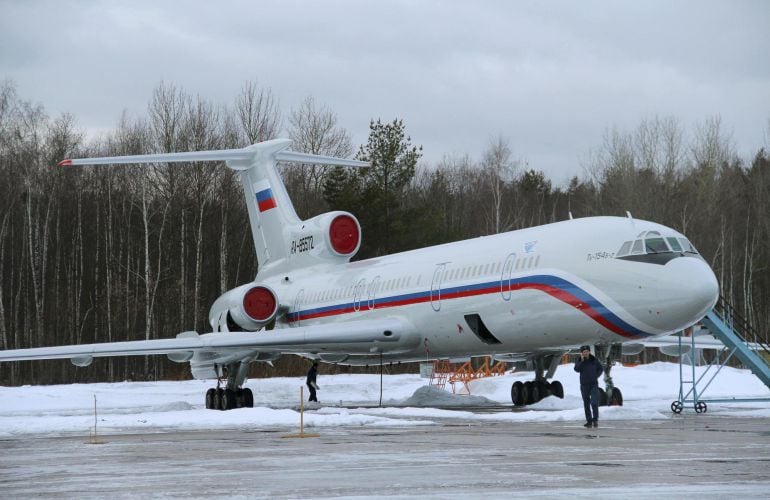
[255,185,277,212]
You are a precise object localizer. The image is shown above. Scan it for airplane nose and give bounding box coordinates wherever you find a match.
[664,257,719,323]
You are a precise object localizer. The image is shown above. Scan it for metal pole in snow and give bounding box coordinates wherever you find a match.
[300,385,304,434]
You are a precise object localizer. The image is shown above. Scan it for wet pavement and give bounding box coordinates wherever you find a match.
[1,414,769,498]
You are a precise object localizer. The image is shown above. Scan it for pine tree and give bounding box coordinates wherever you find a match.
[354,119,422,255]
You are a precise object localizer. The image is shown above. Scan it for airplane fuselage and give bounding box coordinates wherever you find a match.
[248,216,718,364]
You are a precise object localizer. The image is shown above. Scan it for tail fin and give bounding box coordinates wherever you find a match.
[60,139,368,275]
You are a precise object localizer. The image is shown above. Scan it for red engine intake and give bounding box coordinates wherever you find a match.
[329,214,360,256]
[242,286,278,323]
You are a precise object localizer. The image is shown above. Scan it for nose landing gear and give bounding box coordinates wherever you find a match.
[595,344,624,407]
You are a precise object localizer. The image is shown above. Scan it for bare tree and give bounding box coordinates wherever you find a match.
[235,80,281,145]
[480,135,517,234]
[286,96,353,216]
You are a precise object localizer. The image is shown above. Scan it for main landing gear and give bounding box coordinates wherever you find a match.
[511,354,565,406]
[509,345,625,407]
[204,362,255,410]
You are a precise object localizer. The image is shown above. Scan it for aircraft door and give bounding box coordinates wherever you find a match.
[431,263,446,312]
[292,289,305,327]
[353,278,367,312]
[500,253,516,301]
[367,276,380,310]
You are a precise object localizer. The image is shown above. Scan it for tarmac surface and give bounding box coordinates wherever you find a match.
[2,413,770,499]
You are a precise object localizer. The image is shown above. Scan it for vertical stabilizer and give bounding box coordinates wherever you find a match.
[227,139,302,272]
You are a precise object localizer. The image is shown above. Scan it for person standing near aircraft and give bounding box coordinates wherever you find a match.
[307,360,319,403]
[574,345,603,427]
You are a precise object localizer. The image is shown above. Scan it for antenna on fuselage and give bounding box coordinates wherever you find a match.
[626,211,635,227]
[568,211,574,220]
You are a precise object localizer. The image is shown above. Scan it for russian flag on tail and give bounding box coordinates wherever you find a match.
[254,181,277,212]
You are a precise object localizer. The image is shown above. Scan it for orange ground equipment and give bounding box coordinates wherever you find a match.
[429,357,510,395]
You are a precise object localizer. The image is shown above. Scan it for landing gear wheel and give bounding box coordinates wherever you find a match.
[524,381,536,404]
[609,387,623,406]
[511,381,525,406]
[216,388,225,411]
[549,380,564,399]
[598,388,608,406]
[222,389,237,410]
[671,401,684,414]
[242,388,254,408]
[694,401,707,414]
[205,388,217,410]
[528,381,541,404]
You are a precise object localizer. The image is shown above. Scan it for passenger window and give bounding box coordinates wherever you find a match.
[617,241,632,257]
[666,237,682,252]
[631,239,644,255]
[645,238,670,254]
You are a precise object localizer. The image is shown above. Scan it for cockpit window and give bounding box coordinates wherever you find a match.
[666,237,683,252]
[645,238,670,254]
[615,231,700,263]
[678,238,698,254]
[616,241,632,257]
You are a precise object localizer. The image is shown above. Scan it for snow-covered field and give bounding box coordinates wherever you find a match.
[2,362,769,437]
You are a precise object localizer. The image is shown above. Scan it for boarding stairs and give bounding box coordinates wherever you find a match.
[672,295,770,413]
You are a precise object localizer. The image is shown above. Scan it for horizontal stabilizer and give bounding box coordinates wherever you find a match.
[57,148,255,167]
[57,141,370,169]
[275,150,369,168]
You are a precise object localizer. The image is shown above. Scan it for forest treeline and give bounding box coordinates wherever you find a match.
[1,80,768,385]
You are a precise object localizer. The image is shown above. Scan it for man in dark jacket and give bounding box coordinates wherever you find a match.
[574,345,603,427]
[306,360,319,403]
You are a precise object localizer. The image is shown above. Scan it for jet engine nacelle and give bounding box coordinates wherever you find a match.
[209,283,279,332]
[288,211,361,263]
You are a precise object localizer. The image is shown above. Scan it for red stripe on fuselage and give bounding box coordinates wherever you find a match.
[289,281,636,339]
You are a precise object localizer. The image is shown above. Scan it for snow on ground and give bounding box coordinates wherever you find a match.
[1,362,769,437]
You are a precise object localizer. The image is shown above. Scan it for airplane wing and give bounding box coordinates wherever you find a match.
[642,334,726,350]
[0,318,416,365]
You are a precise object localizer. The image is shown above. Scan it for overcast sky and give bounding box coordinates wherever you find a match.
[1,0,768,184]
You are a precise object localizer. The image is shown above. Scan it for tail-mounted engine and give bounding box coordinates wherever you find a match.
[286,211,361,264]
[209,283,279,332]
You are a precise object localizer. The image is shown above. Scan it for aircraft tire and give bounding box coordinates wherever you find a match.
[609,387,623,406]
[598,388,608,406]
[525,381,538,404]
[511,381,525,406]
[205,388,217,410]
[242,388,254,408]
[216,388,225,411]
[222,389,237,410]
[550,380,564,399]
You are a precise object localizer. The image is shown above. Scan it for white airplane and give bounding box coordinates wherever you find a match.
[0,139,719,410]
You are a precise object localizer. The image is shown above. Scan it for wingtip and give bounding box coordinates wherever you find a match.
[57,159,73,167]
